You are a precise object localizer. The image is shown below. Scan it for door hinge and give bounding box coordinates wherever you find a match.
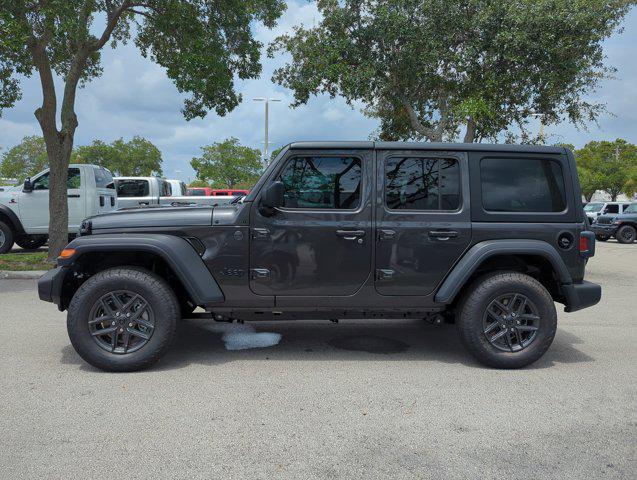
[376,268,395,280]
[251,228,270,239]
[250,268,271,280]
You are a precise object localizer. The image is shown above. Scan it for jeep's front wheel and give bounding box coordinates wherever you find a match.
[67,267,179,372]
[456,272,557,369]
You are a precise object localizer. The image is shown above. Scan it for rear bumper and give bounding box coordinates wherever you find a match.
[562,280,602,313]
[590,224,617,237]
[38,266,68,310]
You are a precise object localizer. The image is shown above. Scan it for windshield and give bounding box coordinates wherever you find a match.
[624,204,637,214]
[583,203,603,212]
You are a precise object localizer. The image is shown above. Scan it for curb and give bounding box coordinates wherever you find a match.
[0,270,48,280]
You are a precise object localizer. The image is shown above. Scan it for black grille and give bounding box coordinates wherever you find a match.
[596,217,613,225]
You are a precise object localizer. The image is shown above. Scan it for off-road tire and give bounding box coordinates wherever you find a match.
[0,221,14,254]
[616,225,636,244]
[67,267,179,372]
[456,271,557,369]
[15,235,47,250]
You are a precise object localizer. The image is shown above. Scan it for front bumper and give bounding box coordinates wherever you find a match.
[562,280,602,313]
[38,266,68,310]
[590,223,618,237]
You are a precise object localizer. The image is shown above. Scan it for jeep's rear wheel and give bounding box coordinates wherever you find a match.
[616,225,636,244]
[0,221,14,254]
[67,267,179,372]
[456,272,557,369]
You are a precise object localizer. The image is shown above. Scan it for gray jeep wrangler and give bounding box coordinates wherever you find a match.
[38,142,601,371]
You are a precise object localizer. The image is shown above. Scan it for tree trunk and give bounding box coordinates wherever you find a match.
[47,144,70,260]
[463,117,476,143]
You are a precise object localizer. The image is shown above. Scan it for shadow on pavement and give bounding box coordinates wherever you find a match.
[60,317,594,372]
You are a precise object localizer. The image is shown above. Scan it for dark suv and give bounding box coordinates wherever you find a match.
[590,203,637,244]
[38,142,601,371]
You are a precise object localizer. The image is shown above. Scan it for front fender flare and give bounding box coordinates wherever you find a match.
[434,239,572,304]
[0,204,25,235]
[61,234,224,306]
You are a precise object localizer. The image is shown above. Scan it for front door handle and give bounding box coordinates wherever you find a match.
[335,229,366,240]
[428,230,458,240]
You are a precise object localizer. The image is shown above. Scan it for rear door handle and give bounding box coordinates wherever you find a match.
[428,230,458,240]
[335,229,366,240]
[68,194,81,198]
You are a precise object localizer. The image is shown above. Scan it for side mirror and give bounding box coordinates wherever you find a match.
[260,181,285,214]
[23,178,33,192]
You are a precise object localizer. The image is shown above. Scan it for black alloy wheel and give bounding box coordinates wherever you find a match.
[482,293,540,352]
[88,290,155,354]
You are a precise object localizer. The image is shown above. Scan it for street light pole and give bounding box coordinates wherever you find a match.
[253,97,281,163]
[530,113,545,141]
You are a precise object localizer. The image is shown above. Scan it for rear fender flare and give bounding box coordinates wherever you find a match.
[434,239,572,304]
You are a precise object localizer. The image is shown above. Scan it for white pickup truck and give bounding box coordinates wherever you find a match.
[0,164,117,253]
[114,176,236,209]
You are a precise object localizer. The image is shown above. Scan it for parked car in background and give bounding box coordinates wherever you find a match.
[115,177,235,209]
[590,203,637,243]
[0,164,117,253]
[166,179,188,197]
[187,186,213,196]
[583,201,633,224]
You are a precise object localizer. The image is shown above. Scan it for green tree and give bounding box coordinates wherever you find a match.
[575,139,637,200]
[0,0,285,259]
[270,146,284,162]
[191,138,262,189]
[578,168,603,202]
[0,135,48,181]
[188,179,209,188]
[270,0,631,143]
[73,136,162,176]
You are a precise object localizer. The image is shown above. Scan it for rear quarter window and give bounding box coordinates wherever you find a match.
[480,157,566,213]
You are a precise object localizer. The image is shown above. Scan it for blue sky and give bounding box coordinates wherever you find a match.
[1,2,635,182]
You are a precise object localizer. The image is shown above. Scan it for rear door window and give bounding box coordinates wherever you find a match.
[385,157,460,211]
[116,179,150,197]
[605,204,619,214]
[94,167,114,189]
[480,158,566,212]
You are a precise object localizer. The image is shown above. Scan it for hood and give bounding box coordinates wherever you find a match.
[88,205,214,231]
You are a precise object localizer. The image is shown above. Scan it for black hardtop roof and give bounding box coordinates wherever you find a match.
[288,141,566,154]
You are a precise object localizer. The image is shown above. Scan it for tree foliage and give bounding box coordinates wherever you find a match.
[73,136,163,176]
[575,139,637,201]
[0,135,48,181]
[270,0,632,143]
[0,0,285,259]
[191,137,262,189]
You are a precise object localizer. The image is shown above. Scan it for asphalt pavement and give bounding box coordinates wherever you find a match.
[0,241,635,479]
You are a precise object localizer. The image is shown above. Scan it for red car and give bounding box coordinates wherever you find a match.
[187,187,213,196]
[211,189,249,196]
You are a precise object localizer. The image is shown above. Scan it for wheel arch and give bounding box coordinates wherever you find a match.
[0,205,25,235]
[435,240,572,306]
[58,234,224,310]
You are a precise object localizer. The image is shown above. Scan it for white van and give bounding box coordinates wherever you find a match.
[0,164,117,253]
